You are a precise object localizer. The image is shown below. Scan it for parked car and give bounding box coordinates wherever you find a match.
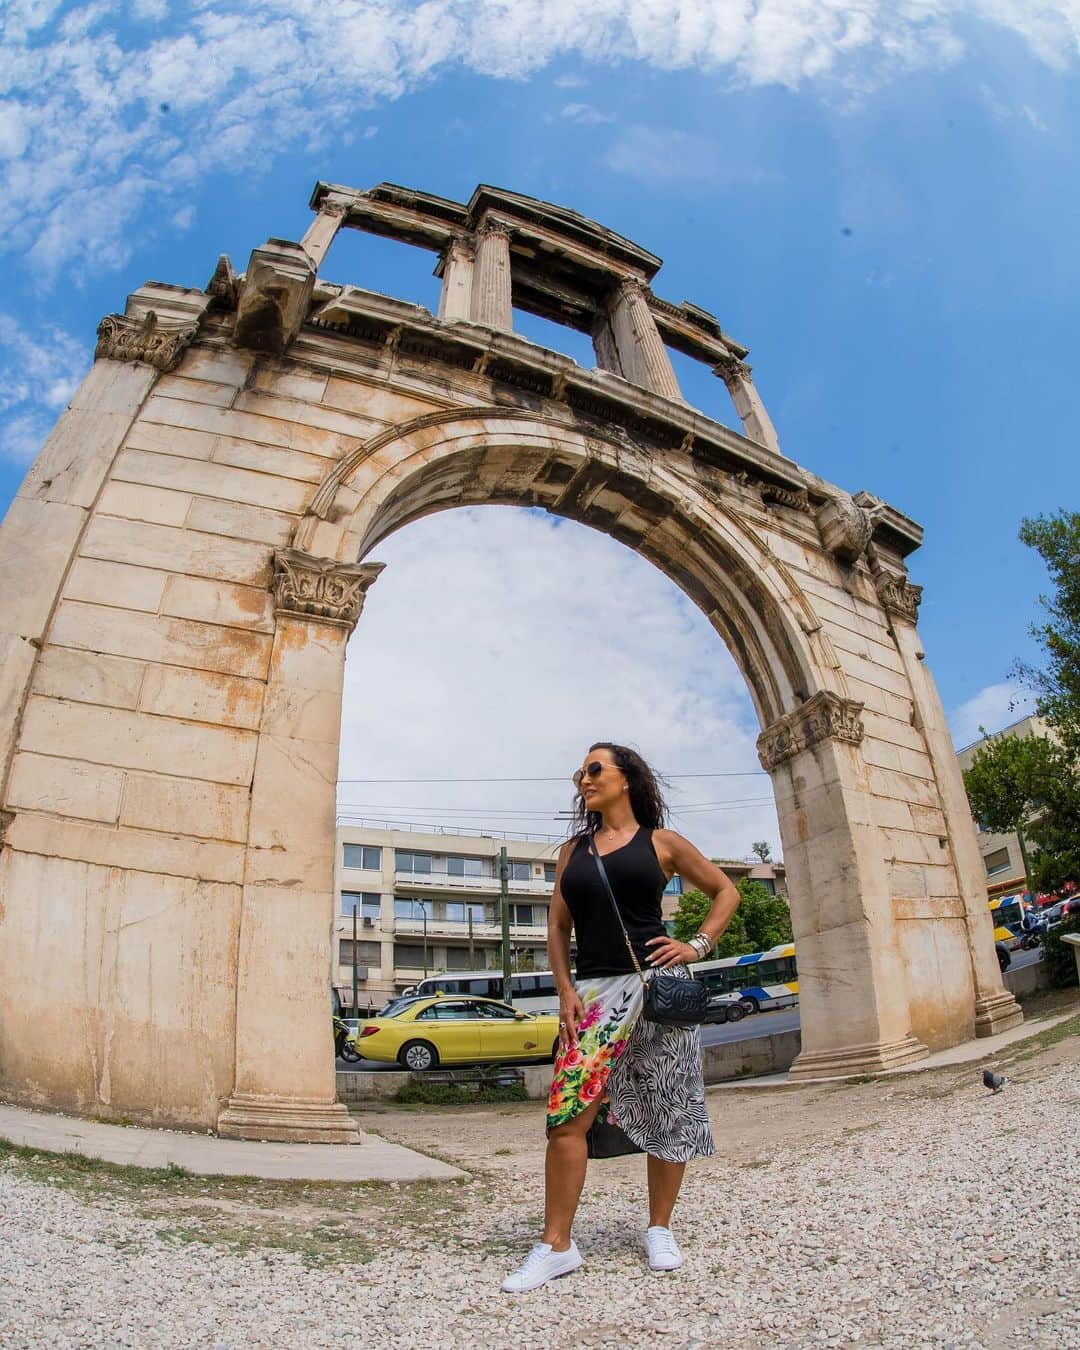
[701,994,747,1025]
[352,994,562,1072]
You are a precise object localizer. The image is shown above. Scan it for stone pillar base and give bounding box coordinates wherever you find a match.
[217,1093,361,1144]
[788,1033,928,1081]
[973,989,1024,1038]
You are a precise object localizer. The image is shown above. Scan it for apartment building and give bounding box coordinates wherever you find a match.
[333,822,685,1013]
[955,714,1050,898]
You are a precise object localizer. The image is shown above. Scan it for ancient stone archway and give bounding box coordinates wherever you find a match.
[0,183,1020,1142]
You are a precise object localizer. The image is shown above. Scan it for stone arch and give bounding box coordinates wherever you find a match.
[0,181,1023,1143]
[294,406,821,730]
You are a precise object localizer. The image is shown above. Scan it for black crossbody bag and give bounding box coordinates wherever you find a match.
[588,835,710,1028]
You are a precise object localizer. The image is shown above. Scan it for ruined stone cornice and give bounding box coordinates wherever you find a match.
[757,691,866,771]
[874,572,924,623]
[272,549,384,632]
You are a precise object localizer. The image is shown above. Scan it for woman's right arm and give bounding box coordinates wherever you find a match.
[548,840,585,1049]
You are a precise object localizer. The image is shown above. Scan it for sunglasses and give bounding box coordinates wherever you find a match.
[572,760,607,790]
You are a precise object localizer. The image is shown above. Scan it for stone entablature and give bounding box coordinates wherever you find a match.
[756,691,866,770]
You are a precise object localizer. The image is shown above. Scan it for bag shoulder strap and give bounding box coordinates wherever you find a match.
[587,834,647,986]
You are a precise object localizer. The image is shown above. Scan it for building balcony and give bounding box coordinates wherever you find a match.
[393,918,548,940]
[393,870,552,896]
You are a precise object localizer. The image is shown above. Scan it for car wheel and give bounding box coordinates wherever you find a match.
[740,996,759,1015]
[399,1040,439,1072]
[726,1003,746,1022]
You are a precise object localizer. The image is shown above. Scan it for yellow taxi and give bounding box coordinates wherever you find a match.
[354,994,561,1072]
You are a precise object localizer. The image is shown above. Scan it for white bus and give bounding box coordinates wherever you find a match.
[691,943,799,1013]
[405,969,562,1012]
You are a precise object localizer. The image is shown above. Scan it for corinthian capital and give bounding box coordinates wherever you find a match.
[757,690,865,771]
[95,311,199,373]
[272,550,385,633]
[875,572,923,624]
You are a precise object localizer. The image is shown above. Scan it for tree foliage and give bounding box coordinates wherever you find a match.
[750,840,772,863]
[1015,511,1080,754]
[672,878,793,958]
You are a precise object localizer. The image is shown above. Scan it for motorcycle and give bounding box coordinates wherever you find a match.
[1019,918,1048,950]
[334,1015,362,1063]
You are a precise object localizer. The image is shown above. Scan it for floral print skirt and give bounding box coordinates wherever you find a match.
[546,968,715,1164]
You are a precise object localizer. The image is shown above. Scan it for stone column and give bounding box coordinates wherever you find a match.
[299,195,351,269]
[607,279,683,401]
[217,550,384,1143]
[760,691,929,1078]
[876,573,1024,1039]
[470,218,513,331]
[437,235,476,322]
[715,354,781,453]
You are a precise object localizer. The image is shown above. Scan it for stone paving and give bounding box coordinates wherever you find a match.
[1,1015,1076,1348]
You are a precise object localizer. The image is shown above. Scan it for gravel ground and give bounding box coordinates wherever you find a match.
[1,1018,1077,1349]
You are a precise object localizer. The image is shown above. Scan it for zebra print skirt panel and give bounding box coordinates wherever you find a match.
[546,966,715,1164]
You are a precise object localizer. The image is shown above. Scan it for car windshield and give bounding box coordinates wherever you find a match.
[378,996,425,1018]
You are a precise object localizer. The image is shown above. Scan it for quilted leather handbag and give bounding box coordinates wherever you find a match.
[588,837,710,1028]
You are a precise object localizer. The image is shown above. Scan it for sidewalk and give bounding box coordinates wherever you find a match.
[0,1102,465,1182]
[710,1002,1078,1091]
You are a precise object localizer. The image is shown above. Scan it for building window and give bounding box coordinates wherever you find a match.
[393,944,426,968]
[663,875,684,897]
[445,948,478,970]
[985,847,1012,876]
[511,903,541,926]
[338,939,380,966]
[447,855,484,878]
[395,899,427,921]
[341,892,381,920]
[396,850,432,874]
[544,863,557,883]
[507,861,531,881]
[343,844,381,870]
[441,902,488,924]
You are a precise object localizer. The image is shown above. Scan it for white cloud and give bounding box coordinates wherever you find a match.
[338,506,780,862]
[949,680,1037,751]
[0,312,89,462]
[560,101,615,124]
[603,124,786,188]
[2,2,1078,278]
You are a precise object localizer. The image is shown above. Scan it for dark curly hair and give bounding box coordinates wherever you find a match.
[569,742,669,838]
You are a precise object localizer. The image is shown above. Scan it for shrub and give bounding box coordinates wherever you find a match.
[1042,913,1080,988]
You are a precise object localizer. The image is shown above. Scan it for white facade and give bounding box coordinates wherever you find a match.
[333,824,562,1011]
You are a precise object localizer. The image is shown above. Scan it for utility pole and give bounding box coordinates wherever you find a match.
[468,909,475,969]
[499,846,512,1003]
[351,906,358,1018]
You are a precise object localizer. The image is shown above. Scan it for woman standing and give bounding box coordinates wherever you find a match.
[501,742,741,1293]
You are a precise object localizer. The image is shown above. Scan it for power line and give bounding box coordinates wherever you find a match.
[338,771,768,784]
[337,796,775,816]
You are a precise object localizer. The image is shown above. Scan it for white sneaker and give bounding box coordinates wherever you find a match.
[501,1240,583,1292]
[645,1226,683,1271]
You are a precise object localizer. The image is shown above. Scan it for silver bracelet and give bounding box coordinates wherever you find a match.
[690,932,712,959]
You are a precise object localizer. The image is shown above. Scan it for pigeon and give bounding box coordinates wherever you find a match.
[982,1069,1008,1093]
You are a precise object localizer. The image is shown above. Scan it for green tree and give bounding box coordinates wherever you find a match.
[1041,911,1080,989]
[750,840,772,863]
[671,879,791,958]
[961,733,1053,888]
[1015,511,1080,754]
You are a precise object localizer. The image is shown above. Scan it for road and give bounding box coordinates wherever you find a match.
[338,951,1044,1070]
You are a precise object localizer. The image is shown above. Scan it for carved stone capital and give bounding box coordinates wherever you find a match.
[319,193,353,220]
[761,482,812,513]
[875,571,923,623]
[444,232,476,263]
[95,311,199,373]
[272,550,384,633]
[713,351,752,385]
[478,216,511,242]
[757,690,865,771]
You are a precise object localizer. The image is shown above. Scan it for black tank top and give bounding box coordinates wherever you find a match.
[560,827,668,978]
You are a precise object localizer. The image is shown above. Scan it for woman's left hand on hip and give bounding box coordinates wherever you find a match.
[645,936,699,968]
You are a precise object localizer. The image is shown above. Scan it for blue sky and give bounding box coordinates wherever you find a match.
[2,2,1077,855]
